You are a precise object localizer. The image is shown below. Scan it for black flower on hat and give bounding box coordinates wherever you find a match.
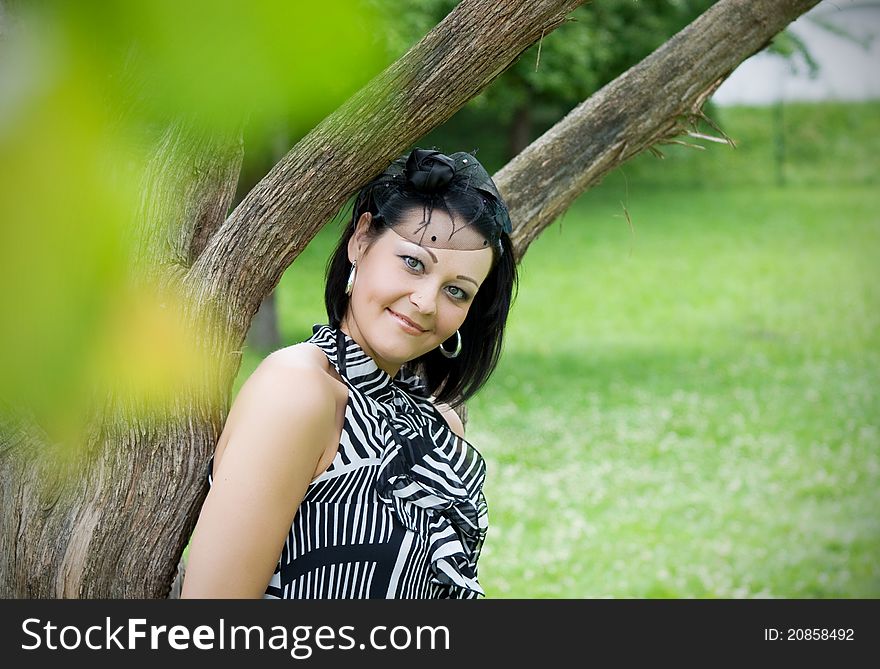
[405,149,456,193]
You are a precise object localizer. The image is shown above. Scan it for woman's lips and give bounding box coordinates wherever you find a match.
[387,309,427,334]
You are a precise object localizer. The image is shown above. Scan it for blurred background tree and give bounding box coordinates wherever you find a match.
[371,0,721,161]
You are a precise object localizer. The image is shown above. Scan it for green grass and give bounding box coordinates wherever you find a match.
[234,103,880,598]
[600,101,880,189]
[467,184,879,598]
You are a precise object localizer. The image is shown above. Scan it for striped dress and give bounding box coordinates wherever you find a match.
[209,324,489,599]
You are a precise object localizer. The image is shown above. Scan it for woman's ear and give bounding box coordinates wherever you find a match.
[347,212,372,263]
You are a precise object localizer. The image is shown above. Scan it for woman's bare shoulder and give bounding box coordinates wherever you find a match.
[213,343,336,469]
[265,342,330,373]
[186,345,337,597]
[432,400,466,439]
[229,344,332,410]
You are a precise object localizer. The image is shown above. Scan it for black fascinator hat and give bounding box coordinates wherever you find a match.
[354,147,513,257]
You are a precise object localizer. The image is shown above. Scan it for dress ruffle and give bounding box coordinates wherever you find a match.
[309,324,489,598]
[374,407,488,597]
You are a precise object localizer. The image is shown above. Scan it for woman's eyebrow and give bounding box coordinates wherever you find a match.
[419,245,439,263]
[404,242,480,288]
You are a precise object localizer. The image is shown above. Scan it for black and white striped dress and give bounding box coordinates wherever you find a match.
[210,324,489,599]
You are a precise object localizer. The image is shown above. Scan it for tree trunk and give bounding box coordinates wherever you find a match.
[508,103,533,159]
[0,0,820,597]
[247,290,282,353]
[0,119,244,598]
[245,124,295,354]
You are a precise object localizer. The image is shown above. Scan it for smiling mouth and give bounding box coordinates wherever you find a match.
[387,309,428,333]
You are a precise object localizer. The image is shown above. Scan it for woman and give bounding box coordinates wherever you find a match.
[182,148,518,598]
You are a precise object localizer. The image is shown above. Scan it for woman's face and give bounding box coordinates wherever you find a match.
[340,208,495,377]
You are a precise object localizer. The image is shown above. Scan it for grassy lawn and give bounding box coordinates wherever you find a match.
[235,103,879,598]
[469,184,879,597]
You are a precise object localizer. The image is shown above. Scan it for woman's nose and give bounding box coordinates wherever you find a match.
[410,289,436,315]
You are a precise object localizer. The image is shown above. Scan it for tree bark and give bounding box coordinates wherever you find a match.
[245,124,295,354]
[0,119,243,598]
[0,0,820,597]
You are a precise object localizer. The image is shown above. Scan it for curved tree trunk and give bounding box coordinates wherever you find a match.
[0,0,820,597]
[0,0,588,599]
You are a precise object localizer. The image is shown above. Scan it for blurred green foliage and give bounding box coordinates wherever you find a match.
[0,1,385,445]
[368,0,718,116]
[52,0,386,133]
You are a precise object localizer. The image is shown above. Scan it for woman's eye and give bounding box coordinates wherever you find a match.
[447,286,469,301]
[400,255,423,272]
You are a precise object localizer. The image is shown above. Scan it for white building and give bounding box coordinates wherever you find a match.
[713,0,880,105]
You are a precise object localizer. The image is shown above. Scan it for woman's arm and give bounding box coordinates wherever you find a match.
[181,353,335,598]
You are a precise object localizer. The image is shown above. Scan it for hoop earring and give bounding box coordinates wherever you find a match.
[439,329,462,359]
[345,261,356,296]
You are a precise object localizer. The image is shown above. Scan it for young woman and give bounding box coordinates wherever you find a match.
[182,148,518,598]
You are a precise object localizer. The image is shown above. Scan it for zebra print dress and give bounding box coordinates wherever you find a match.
[209,323,489,599]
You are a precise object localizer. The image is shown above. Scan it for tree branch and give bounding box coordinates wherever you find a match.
[184,0,589,342]
[495,0,822,259]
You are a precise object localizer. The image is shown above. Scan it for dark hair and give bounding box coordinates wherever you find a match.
[324,155,518,408]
